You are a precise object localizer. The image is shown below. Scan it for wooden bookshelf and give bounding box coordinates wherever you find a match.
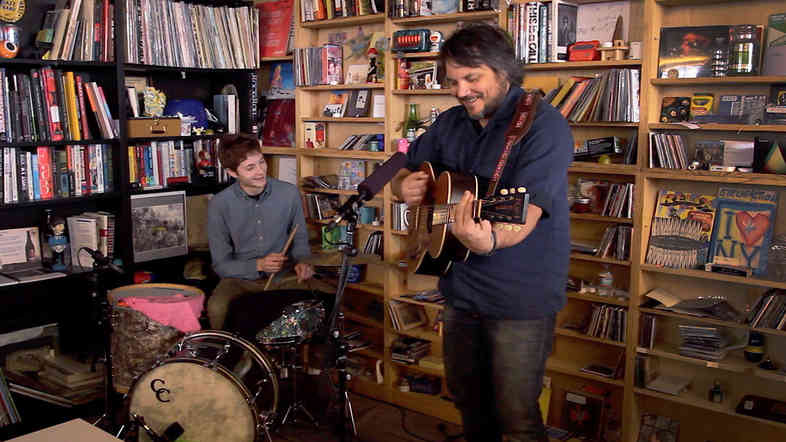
[566,291,630,307]
[569,213,634,224]
[298,148,389,159]
[524,59,642,71]
[569,122,640,128]
[570,253,631,266]
[392,89,453,95]
[640,264,786,290]
[651,76,786,86]
[300,13,385,28]
[391,10,499,25]
[648,123,786,133]
[546,357,625,387]
[644,169,786,187]
[555,327,627,348]
[299,83,384,91]
[568,162,639,175]
[300,117,385,123]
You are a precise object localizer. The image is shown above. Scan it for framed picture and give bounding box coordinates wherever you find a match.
[131,191,188,263]
[658,26,730,79]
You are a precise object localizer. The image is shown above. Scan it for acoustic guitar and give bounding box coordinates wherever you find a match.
[0,0,25,23]
[407,162,529,276]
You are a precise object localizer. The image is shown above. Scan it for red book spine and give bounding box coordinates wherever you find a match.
[41,68,64,141]
[37,146,54,200]
[102,0,111,62]
[82,145,91,195]
[75,75,92,139]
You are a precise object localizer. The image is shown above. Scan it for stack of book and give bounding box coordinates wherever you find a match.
[391,336,431,365]
[337,133,384,151]
[304,0,383,21]
[302,175,338,190]
[678,325,730,362]
[748,289,786,330]
[600,183,634,218]
[362,231,382,256]
[293,44,342,87]
[388,300,427,331]
[303,193,339,221]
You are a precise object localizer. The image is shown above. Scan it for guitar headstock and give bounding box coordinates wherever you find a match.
[479,187,529,224]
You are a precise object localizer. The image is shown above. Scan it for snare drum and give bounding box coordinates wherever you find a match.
[109,284,204,392]
[128,330,279,442]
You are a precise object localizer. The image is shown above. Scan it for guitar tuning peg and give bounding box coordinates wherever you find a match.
[509,187,516,195]
[517,187,527,194]
[500,189,509,195]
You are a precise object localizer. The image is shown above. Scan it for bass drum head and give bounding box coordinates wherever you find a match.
[129,360,256,442]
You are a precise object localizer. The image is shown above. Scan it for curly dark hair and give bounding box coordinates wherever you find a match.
[218,133,262,171]
[439,23,525,86]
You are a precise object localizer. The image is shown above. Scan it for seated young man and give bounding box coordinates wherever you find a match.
[207,133,316,332]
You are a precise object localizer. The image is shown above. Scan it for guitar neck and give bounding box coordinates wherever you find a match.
[431,201,482,226]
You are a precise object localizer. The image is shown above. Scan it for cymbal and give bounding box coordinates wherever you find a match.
[301,252,383,266]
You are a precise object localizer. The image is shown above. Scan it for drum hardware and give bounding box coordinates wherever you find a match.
[82,248,124,433]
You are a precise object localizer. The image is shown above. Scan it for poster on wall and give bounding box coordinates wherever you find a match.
[131,191,188,263]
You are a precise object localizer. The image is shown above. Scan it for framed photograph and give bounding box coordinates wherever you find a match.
[131,191,188,263]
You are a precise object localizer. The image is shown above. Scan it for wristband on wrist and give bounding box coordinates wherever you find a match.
[477,230,497,256]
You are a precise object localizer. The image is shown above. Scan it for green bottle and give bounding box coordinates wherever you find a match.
[403,103,419,138]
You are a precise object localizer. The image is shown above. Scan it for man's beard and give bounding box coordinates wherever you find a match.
[463,85,508,120]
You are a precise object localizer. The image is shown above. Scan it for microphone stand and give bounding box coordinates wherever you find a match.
[86,250,120,433]
[324,202,362,442]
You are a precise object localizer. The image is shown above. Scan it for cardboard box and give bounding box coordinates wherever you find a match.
[127,117,181,138]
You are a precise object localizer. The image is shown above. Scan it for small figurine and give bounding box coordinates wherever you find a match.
[367,48,379,83]
[48,217,69,271]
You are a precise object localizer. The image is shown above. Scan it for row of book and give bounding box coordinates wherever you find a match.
[391,202,409,231]
[44,0,116,62]
[322,90,374,119]
[389,0,490,19]
[508,1,567,64]
[129,141,191,191]
[639,314,656,350]
[0,368,20,428]
[601,183,634,219]
[648,133,689,169]
[2,145,114,205]
[585,304,627,343]
[303,193,338,220]
[302,0,383,21]
[0,68,116,143]
[293,44,343,87]
[67,211,116,268]
[545,69,641,123]
[363,231,383,255]
[388,300,428,332]
[596,224,632,261]
[124,0,260,69]
[747,289,786,330]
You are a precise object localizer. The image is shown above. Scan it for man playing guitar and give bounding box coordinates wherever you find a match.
[392,24,573,442]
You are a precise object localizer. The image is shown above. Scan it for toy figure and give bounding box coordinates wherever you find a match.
[367,48,378,83]
[48,217,69,271]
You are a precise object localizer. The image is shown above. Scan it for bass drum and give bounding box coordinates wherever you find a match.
[128,330,279,442]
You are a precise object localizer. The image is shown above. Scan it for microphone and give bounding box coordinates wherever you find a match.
[357,152,408,201]
[162,422,185,441]
[327,153,408,230]
[81,248,123,274]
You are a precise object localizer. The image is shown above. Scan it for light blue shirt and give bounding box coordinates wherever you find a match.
[208,178,310,280]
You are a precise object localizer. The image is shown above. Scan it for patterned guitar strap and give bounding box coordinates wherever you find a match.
[484,91,541,199]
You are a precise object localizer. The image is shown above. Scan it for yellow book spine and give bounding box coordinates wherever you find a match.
[128,146,136,184]
[64,72,81,141]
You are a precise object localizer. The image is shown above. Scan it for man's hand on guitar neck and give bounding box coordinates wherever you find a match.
[454,190,544,254]
[392,169,429,207]
[453,191,495,254]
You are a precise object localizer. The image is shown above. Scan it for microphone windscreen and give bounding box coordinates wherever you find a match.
[357,152,408,200]
[163,422,184,441]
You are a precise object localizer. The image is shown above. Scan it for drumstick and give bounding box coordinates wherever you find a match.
[264,224,298,291]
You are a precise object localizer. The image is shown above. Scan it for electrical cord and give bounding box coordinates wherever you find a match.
[399,408,436,442]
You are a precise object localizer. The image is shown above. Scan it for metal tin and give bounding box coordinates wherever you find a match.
[1,24,22,46]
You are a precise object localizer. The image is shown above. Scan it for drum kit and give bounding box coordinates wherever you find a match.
[107,287,353,442]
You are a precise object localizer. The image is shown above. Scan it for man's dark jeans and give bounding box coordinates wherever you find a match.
[444,306,555,442]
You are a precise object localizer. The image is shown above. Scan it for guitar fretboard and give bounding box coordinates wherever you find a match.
[429,202,481,226]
